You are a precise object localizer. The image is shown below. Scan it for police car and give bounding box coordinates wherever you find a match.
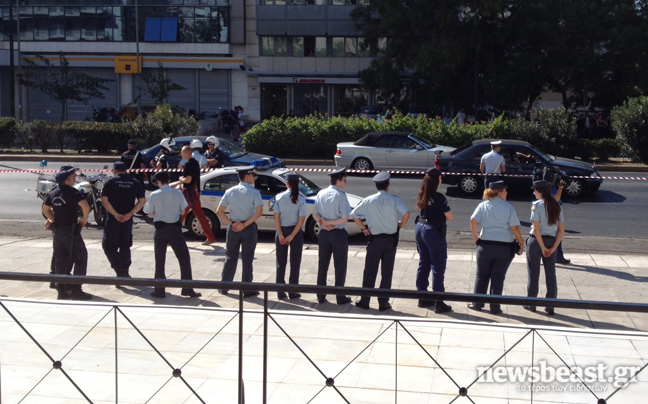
[182,158,364,240]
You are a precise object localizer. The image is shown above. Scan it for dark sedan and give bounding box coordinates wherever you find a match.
[141,136,284,178]
[434,139,603,198]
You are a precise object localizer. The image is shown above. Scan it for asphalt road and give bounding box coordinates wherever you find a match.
[1,160,647,254]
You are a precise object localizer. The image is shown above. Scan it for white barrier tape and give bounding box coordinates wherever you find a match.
[287,167,646,181]
[3,166,647,181]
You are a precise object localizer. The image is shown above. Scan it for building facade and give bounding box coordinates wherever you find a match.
[0,0,384,122]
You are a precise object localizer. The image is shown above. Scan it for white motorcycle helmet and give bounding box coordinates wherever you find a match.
[159,137,175,151]
[206,136,219,148]
[190,138,203,149]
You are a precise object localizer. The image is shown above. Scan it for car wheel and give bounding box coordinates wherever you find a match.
[352,157,373,171]
[186,210,220,239]
[459,175,480,195]
[563,178,585,198]
[306,216,321,241]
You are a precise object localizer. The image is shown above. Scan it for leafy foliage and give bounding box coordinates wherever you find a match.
[506,109,577,157]
[244,113,508,159]
[611,96,648,163]
[126,104,200,147]
[18,53,111,121]
[0,117,16,147]
[139,62,186,104]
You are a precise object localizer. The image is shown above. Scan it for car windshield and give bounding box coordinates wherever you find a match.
[218,138,247,159]
[279,172,321,197]
[530,146,554,162]
[409,135,436,148]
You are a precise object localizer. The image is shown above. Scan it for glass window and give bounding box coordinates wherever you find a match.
[333,85,368,117]
[292,37,304,57]
[261,36,275,56]
[315,37,326,57]
[261,84,288,120]
[358,37,370,57]
[332,37,344,57]
[304,37,326,57]
[275,36,287,56]
[292,0,325,4]
[344,37,356,56]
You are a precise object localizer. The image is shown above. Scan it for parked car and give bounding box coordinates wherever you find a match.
[141,136,284,180]
[434,139,603,198]
[116,102,186,121]
[180,165,363,241]
[334,131,456,171]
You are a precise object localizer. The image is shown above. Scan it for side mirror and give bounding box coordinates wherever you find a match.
[416,144,424,150]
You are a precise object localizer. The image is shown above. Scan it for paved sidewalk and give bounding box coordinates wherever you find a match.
[0,236,647,331]
[1,236,648,403]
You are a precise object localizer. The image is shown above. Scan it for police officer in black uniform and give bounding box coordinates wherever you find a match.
[101,161,146,282]
[42,167,92,300]
[121,139,147,189]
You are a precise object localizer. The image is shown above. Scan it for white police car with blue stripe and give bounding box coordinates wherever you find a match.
[182,158,363,240]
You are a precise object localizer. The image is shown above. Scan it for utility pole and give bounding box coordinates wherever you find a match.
[8,3,15,118]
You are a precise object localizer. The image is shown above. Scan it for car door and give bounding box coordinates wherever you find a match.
[502,146,539,189]
[383,136,430,169]
[254,174,287,230]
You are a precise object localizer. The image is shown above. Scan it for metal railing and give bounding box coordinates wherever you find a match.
[1,272,647,404]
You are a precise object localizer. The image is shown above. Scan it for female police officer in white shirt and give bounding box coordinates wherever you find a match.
[524,180,565,315]
[469,181,524,314]
[273,174,308,300]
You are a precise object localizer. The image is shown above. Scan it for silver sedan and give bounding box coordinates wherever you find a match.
[334,131,456,171]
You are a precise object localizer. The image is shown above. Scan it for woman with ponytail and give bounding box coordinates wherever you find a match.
[273,173,308,300]
[415,167,454,313]
[524,180,565,315]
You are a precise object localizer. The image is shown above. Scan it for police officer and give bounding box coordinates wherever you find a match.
[121,139,147,189]
[273,173,307,300]
[480,140,506,189]
[524,180,565,315]
[100,161,146,282]
[205,136,225,169]
[350,171,410,311]
[469,181,525,314]
[178,145,217,245]
[151,138,174,170]
[179,139,208,169]
[415,168,454,313]
[42,167,92,300]
[312,167,352,305]
[46,164,74,289]
[144,171,201,299]
[216,166,264,297]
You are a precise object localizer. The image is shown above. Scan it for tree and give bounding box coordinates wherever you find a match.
[139,62,186,104]
[18,52,111,122]
[351,0,648,115]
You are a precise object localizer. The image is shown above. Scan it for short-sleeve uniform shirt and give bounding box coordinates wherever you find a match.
[45,185,84,226]
[219,182,263,222]
[419,192,451,223]
[350,191,409,235]
[481,150,506,173]
[470,197,520,242]
[274,190,308,227]
[101,173,145,215]
[530,200,564,236]
[312,185,352,230]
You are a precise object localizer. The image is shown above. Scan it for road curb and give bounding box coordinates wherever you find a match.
[0,154,646,171]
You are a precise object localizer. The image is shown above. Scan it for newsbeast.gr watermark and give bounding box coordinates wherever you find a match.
[476,361,641,390]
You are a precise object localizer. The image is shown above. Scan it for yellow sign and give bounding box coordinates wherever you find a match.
[115,56,141,74]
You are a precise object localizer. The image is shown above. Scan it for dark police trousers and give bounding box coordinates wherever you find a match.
[526,235,558,309]
[317,228,348,303]
[415,223,447,292]
[153,222,194,295]
[221,223,258,284]
[473,241,515,312]
[102,215,133,277]
[53,225,88,293]
[358,234,397,307]
[275,226,303,286]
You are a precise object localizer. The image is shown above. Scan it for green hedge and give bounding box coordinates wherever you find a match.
[579,138,621,162]
[244,112,509,159]
[611,96,648,163]
[7,104,199,153]
[0,117,16,147]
